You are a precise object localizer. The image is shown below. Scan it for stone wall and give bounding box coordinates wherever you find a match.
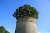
[15,16,38,33]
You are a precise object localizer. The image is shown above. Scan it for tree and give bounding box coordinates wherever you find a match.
[13,4,39,19]
[0,26,10,33]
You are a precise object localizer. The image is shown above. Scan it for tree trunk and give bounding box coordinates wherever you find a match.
[15,16,38,33]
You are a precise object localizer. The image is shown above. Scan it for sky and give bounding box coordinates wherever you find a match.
[0,0,50,33]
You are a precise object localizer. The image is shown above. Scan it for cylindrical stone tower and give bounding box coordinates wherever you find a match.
[15,16,38,33]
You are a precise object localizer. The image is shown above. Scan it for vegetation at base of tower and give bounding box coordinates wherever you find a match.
[0,26,10,33]
[13,4,39,19]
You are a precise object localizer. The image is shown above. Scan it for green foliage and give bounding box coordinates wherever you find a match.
[5,30,10,33]
[13,4,39,19]
[0,26,10,33]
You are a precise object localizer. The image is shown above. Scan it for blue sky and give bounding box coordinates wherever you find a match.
[0,0,50,33]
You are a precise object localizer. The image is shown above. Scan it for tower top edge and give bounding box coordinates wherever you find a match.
[17,16,36,23]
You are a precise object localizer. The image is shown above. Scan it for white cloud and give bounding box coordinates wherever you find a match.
[38,32,50,33]
[6,29,14,33]
[38,32,40,33]
[6,29,11,32]
[10,31,14,33]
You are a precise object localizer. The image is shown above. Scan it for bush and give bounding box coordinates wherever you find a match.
[0,26,10,33]
[13,4,39,19]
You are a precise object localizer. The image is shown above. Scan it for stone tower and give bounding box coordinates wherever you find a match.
[15,16,38,33]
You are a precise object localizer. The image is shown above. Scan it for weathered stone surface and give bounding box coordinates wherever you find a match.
[15,16,38,33]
